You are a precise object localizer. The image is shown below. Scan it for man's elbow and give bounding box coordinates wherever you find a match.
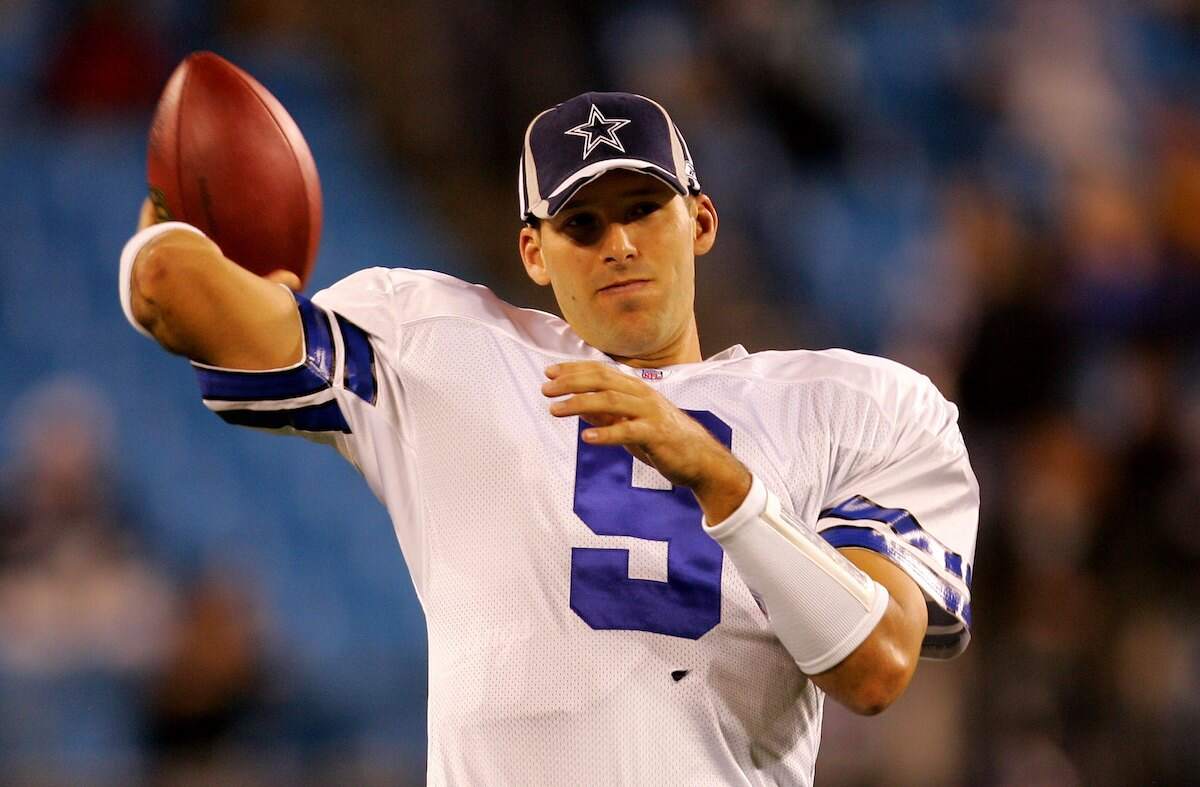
[131,235,214,353]
[134,236,201,305]
[841,674,905,716]
[132,246,179,347]
[837,650,918,716]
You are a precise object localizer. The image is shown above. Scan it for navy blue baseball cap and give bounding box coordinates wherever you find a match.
[519,92,701,221]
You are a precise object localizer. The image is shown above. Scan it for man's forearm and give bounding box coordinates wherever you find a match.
[809,549,927,715]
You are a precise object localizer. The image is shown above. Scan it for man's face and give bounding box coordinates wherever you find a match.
[519,170,717,363]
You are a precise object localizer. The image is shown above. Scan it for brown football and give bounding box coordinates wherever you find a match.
[147,51,322,288]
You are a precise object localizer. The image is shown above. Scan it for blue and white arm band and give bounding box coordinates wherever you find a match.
[705,475,890,674]
[118,221,207,339]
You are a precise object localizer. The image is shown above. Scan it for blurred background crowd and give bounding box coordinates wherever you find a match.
[1,0,1198,784]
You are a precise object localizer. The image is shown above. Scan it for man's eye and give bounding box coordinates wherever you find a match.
[629,202,659,219]
[564,213,596,230]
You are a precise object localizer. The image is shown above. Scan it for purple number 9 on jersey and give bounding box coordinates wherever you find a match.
[569,411,731,639]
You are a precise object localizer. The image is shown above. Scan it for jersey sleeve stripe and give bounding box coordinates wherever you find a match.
[820,520,969,623]
[819,495,970,585]
[194,363,328,402]
[819,524,968,618]
[215,399,350,433]
[203,387,337,412]
[820,522,972,658]
[337,317,378,405]
[191,293,336,402]
[923,630,967,653]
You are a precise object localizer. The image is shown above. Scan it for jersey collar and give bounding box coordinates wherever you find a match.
[706,344,749,362]
[606,344,750,382]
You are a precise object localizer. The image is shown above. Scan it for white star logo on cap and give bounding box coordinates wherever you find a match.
[565,104,631,159]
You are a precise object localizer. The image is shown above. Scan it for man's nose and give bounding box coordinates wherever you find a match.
[602,222,636,264]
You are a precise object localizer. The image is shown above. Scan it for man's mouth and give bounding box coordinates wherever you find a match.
[598,279,652,295]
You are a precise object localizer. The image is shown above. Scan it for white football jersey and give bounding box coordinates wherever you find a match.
[192,268,979,786]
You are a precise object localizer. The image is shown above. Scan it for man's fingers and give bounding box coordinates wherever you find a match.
[545,360,608,378]
[542,363,647,397]
[580,419,644,445]
[265,269,303,292]
[138,197,158,231]
[549,390,648,419]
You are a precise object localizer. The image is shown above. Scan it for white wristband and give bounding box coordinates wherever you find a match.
[706,476,890,674]
[118,221,206,339]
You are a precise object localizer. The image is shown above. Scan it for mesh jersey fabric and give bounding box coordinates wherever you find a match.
[190,267,979,786]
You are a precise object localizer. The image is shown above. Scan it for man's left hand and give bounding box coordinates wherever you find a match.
[542,361,752,523]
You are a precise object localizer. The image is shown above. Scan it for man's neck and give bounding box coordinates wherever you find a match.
[610,318,702,369]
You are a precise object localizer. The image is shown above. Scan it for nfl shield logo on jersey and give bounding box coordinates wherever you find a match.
[639,369,664,381]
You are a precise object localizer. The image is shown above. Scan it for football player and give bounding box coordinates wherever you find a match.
[120,92,977,785]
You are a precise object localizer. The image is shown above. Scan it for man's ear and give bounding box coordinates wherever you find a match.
[693,194,718,256]
[519,226,551,286]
